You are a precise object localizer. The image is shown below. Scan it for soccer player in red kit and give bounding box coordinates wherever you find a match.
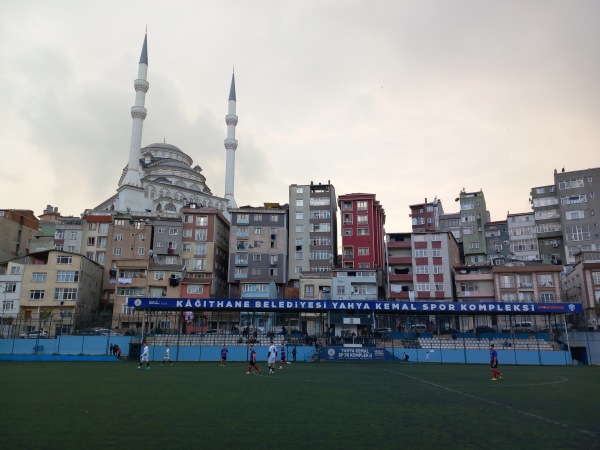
[245,344,261,375]
[490,344,503,381]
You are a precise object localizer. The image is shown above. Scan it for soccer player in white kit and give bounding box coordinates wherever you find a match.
[162,343,173,366]
[267,340,277,374]
[137,341,150,370]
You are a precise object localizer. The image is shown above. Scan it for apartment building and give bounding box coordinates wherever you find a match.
[485,220,510,263]
[409,197,443,233]
[338,193,386,272]
[228,204,288,298]
[530,184,565,264]
[457,189,489,264]
[562,251,600,330]
[507,212,538,261]
[387,231,460,301]
[181,204,230,299]
[8,250,103,337]
[288,182,338,284]
[0,209,39,262]
[554,167,600,263]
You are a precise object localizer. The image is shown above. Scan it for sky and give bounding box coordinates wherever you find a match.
[1,1,599,232]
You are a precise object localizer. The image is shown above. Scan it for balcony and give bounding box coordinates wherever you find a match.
[389,291,412,299]
[387,240,411,248]
[389,273,413,282]
[388,256,412,264]
[457,290,495,300]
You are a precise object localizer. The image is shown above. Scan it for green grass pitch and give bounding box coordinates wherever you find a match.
[1,361,599,450]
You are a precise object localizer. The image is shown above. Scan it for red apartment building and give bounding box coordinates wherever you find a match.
[338,193,386,271]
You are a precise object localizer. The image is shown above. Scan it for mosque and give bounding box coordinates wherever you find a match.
[94,33,238,216]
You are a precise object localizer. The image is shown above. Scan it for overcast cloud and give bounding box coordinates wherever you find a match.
[1,1,598,231]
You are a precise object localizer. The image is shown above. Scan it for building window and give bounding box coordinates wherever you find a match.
[356,201,367,210]
[138,247,145,256]
[304,285,315,298]
[252,268,261,276]
[32,272,47,283]
[117,287,146,297]
[56,256,73,264]
[501,292,517,303]
[196,216,208,226]
[55,288,78,300]
[417,283,430,292]
[154,272,165,281]
[357,215,368,224]
[113,247,122,256]
[169,228,178,235]
[539,293,555,302]
[96,252,105,265]
[296,212,303,220]
[414,249,428,257]
[254,227,262,234]
[29,290,45,300]
[88,223,97,230]
[3,300,15,310]
[295,252,303,260]
[357,228,369,236]
[115,233,123,241]
[271,215,278,222]
[358,247,369,256]
[56,271,79,283]
[336,286,345,295]
[416,265,429,274]
[296,199,304,207]
[186,285,204,294]
[538,274,554,287]
[269,268,278,276]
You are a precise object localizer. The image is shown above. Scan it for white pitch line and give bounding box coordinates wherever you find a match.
[444,377,569,388]
[382,369,597,439]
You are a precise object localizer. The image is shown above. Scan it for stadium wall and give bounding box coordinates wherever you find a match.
[0,337,573,365]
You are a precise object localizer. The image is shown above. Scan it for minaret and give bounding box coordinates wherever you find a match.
[117,33,151,211]
[224,72,238,209]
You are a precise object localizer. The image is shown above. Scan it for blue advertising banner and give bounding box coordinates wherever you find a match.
[126,298,583,314]
[320,346,391,361]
